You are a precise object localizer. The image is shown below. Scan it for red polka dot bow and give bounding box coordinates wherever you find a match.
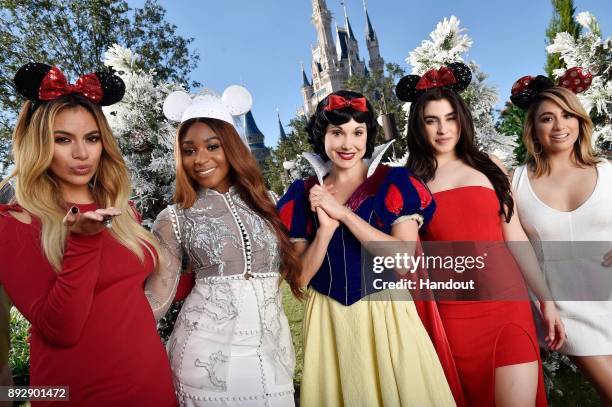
[39,66,103,103]
[558,67,592,94]
[324,95,368,112]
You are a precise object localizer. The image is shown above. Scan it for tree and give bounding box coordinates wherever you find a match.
[344,63,408,155]
[102,44,178,227]
[0,0,199,176]
[263,116,314,195]
[547,11,612,153]
[545,0,581,78]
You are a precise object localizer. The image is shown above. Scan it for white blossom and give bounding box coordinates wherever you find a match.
[408,16,472,75]
[103,44,142,73]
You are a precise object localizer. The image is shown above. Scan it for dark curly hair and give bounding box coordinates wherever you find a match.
[306,90,377,161]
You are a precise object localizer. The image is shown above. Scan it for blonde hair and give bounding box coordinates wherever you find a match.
[523,86,600,177]
[0,96,159,271]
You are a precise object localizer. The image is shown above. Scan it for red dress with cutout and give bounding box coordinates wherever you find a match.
[0,203,177,406]
[422,186,547,406]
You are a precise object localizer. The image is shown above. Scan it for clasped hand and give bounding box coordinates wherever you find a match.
[309,184,347,231]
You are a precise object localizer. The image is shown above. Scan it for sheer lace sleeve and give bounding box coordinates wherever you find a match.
[145,206,183,321]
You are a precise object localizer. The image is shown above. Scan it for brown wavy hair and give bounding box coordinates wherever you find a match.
[523,86,600,177]
[173,118,303,298]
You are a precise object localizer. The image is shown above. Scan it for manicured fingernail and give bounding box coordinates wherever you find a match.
[71,206,78,214]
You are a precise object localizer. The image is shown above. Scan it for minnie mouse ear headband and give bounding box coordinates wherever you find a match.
[510,66,592,110]
[163,85,253,127]
[395,62,472,103]
[14,63,125,109]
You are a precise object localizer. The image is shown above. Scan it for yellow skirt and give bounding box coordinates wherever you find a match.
[300,288,455,407]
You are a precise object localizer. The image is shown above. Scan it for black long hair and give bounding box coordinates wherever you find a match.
[406,87,514,222]
[306,90,377,161]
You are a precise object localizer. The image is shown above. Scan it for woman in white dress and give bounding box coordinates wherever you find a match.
[145,89,301,406]
[510,74,612,405]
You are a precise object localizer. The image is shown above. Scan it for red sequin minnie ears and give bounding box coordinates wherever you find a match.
[395,62,472,103]
[14,63,125,108]
[510,66,592,110]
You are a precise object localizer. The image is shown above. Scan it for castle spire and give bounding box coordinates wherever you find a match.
[301,62,311,87]
[277,109,287,140]
[363,0,376,41]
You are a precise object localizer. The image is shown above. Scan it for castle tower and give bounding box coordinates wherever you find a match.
[243,111,270,168]
[277,110,288,141]
[364,1,384,73]
[301,0,384,116]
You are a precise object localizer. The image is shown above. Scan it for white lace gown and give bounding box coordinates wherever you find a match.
[512,160,612,356]
[146,187,295,406]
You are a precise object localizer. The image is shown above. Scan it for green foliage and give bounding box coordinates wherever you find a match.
[281,283,304,389]
[263,116,312,195]
[343,63,408,154]
[496,103,527,165]
[8,308,29,386]
[545,0,580,78]
[542,350,599,405]
[0,0,199,173]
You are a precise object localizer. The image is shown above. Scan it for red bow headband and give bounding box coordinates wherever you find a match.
[395,62,472,103]
[14,62,125,108]
[416,66,457,90]
[39,66,103,104]
[324,94,368,112]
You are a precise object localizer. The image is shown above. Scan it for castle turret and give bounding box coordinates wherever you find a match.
[244,110,270,168]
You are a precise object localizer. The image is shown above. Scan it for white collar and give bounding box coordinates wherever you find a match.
[302,140,395,184]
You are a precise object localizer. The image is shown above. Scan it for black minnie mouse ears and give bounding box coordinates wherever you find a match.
[509,67,592,110]
[509,75,554,110]
[14,62,125,107]
[395,62,472,103]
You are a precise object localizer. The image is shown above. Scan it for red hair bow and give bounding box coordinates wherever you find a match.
[324,94,368,112]
[416,66,457,90]
[39,66,103,103]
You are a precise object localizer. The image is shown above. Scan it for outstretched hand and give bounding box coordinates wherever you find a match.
[63,206,122,235]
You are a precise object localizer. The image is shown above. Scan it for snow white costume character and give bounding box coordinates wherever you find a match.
[277,90,457,406]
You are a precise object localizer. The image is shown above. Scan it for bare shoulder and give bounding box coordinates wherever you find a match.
[0,204,32,225]
[8,210,32,224]
[488,153,509,175]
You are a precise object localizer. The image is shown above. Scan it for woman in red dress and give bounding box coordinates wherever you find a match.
[396,63,565,406]
[0,63,176,406]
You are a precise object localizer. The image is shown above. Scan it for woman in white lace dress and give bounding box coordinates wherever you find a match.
[145,90,302,406]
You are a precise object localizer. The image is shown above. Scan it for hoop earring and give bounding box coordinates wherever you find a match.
[533,140,543,155]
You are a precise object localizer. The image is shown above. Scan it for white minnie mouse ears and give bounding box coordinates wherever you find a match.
[163,85,253,126]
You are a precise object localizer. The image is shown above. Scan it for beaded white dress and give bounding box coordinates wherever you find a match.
[146,186,295,406]
[512,160,612,356]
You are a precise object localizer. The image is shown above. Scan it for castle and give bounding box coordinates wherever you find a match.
[301,0,384,116]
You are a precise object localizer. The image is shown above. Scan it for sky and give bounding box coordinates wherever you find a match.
[127,0,611,149]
